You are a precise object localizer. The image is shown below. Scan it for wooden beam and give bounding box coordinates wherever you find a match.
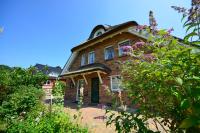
[70,77,75,86]
[97,71,103,84]
[82,74,88,85]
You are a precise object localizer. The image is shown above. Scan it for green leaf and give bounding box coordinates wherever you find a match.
[185,23,198,33]
[191,87,200,97]
[181,14,186,22]
[179,117,197,128]
[175,77,183,85]
[187,76,200,80]
[180,99,190,110]
[184,32,198,42]
[192,41,200,45]
[192,76,200,80]
[183,19,190,27]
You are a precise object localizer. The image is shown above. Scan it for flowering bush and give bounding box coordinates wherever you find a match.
[171,0,200,46]
[106,1,200,132]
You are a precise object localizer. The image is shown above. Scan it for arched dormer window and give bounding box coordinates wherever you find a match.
[96,31,102,36]
[93,28,105,38]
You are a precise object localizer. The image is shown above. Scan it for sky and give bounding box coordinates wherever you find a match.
[0,0,191,68]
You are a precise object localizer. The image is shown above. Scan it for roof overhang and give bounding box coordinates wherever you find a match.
[71,21,138,52]
[60,63,111,77]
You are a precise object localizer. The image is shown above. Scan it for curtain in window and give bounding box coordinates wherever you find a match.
[89,52,95,64]
[105,47,114,60]
[111,76,121,90]
[81,54,86,66]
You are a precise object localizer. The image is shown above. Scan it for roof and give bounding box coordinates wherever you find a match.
[60,63,111,77]
[34,63,62,77]
[71,21,138,52]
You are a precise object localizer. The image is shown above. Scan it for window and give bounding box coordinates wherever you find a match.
[110,75,122,91]
[104,46,114,60]
[94,29,105,38]
[69,80,75,89]
[81,54,86,66]
[118,40,130,56]
[76,79,85,101]
[88,51,95,64]
[45,80,51,85]
[96,31,102,36]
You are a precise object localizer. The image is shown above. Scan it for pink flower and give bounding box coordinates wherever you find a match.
[135,41,145,48]
[167,28,174,34]
[136,25,148,30]
[143,54,155,61]
[132,45,138,50]
[121,45,133,52]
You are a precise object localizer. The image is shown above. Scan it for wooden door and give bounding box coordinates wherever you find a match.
[91,77,99,103]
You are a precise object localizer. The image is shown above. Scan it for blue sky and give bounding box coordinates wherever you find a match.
[0,0,190,68]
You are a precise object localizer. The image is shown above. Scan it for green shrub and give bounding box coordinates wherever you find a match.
[0,66,47,104]
[0,85,44,121]
[7,106,88,133]
[52,81,66,97]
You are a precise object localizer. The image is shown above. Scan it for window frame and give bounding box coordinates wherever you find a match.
[81,53,86,66]
[88,51,95,64]
[104,45,114,60]
[93,29,105,38]
[110,75,122,91]
[118,39,131,56]
[45,80,51,85]
[96,31,103,36]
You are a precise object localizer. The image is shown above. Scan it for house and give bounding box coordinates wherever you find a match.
[34,63,62,95]
[60,21,149,105]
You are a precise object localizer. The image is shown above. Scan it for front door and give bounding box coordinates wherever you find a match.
[91,77,99,103]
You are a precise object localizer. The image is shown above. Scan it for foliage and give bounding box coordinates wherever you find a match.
[172,0,200,47]
[0,85,44,121]
[52,81,66,96]
[106,110,158,133]
[0,65,87,133]
[107,1,200,132]
[0,65,47,132]
[51,81,66,106]
[0,66,47,104]
[7,105,88,133]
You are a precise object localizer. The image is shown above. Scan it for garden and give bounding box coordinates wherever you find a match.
[0,65,88,133]
[0,0,199,133]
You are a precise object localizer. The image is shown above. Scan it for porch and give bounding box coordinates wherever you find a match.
[60,63,112,104]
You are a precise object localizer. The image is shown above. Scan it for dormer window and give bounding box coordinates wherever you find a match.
[93,28,105,38]
[96,31,102,36]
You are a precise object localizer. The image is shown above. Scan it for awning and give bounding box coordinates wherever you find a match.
[60,63,111,77]
[60,63,111,84]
